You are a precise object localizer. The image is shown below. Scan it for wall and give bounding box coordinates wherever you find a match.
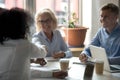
[82,0,119,47]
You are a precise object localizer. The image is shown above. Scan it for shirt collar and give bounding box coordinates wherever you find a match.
[40,30,55,40]
[103,23,120,34]
[112,23,120,32]
[41,30,47,39]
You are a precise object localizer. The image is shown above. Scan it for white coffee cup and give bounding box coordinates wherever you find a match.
[59,58,69,71]
[95,59,104,74]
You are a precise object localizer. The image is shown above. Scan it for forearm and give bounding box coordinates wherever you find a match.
[31,43,47,58]
[31,70,53,78]
[81,47,91,57]
[64,50,72,58]
[31,69,67,79]
[108,56,120,65]
[81,40,100,57]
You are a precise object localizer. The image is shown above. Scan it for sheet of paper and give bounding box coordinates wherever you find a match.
[31,62,60,71]
[45,57,59,62]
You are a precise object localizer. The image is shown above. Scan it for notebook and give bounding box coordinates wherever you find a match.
[89,45,120,73]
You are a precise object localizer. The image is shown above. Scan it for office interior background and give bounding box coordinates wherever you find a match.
[0,0,119,48]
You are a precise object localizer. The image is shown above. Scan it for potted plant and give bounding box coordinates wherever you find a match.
[62,12,88,47]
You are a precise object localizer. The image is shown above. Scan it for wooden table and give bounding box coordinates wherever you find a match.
[31,57,120,80]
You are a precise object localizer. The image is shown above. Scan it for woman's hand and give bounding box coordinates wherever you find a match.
[53,71,68,79]
[52,51,65,59]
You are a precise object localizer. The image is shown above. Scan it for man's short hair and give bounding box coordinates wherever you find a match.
[101,3,119,15]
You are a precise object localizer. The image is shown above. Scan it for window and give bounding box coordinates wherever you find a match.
[35,0,81,25]
[0,0,81,27]
[0,0,24,9]
[0,0,82,42]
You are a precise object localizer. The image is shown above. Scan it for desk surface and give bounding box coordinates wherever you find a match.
[31,57,120,80]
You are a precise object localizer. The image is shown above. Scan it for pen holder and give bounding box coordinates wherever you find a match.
[83,61,95,80]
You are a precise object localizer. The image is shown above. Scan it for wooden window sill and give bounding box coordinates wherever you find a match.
[69,47,84,57]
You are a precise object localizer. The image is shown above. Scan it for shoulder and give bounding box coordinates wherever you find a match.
[32,31,45,39]
[13,39,31,45]
[3,39,31,47]
[53,30,63,39]
[53,30,61,35]
[32,31,46,43]
[33,32,41,37]
[116,24,120,31]
[96,27,104,34]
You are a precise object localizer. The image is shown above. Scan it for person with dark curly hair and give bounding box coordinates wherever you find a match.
[0,7,47,80]
[0,7,67,80]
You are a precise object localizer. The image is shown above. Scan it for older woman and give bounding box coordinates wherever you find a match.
[32,8,72,59]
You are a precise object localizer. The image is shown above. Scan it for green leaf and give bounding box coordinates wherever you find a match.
[68,22,75,28]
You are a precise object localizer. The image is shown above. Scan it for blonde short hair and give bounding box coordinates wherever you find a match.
[35,8,57,32]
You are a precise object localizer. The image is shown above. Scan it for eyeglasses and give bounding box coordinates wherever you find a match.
[38,18,51,24]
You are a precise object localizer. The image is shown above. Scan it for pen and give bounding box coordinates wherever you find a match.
[73,62,86,65]
[73,61,95,65]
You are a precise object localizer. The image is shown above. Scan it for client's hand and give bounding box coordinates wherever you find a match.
[35,58,47,66]
[53,71,68,79]
[79,53,88,63]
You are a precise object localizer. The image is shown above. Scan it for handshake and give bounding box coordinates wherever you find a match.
[30,58,68,79]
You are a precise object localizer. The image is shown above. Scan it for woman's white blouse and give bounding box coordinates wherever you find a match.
[0,39,49,80]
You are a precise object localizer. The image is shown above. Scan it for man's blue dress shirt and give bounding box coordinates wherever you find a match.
[82,23,120,65]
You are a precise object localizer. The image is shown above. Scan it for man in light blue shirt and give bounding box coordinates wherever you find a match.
[79,3,120,65]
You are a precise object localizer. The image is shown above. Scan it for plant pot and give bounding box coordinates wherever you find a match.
[62,27,88,47]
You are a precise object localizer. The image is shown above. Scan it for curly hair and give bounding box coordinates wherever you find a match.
[0,7,34,44]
